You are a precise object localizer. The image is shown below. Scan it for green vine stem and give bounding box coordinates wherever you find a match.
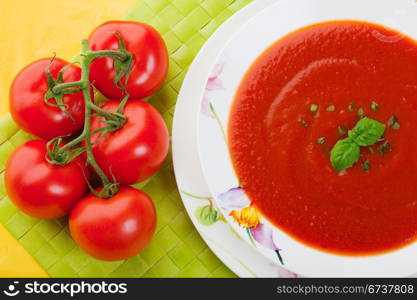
[46,37,133,198]
[209,102,227,144]
[51,80,86,94]
[180,190,213,203]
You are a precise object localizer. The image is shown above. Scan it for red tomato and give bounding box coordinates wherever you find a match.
[10,58,85,140]
[89,21,168,99]
[5,140,89,219]
[87,100,169,185]
[69,186,156,261]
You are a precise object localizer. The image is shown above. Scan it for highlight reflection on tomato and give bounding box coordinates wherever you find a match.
[5,19,169,262]
[10,58,86,140]
[5,140,89,219]
[89,21,169,100]
[69,186,156,261]
[88,100,169,185]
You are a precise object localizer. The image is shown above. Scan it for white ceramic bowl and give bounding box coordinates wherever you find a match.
[197,0,417,277]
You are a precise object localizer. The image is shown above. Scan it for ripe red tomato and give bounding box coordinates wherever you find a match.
[69,186,156,261]
[88,100,169,185]
[89,21,168,100]
[5,140,89,219]
[10,58,85,140]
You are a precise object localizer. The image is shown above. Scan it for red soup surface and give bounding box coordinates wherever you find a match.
[229,21,417,255]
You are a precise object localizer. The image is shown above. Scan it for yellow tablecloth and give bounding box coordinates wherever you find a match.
[0,0,139,277]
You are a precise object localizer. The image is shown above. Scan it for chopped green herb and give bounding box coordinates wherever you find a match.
[316,137,326,144]
[337,125,347,136]
[371,101,379,112]
[391,122,400,130]
[361,159,371,172]
[368,147,374,154]
[357,107,365,118]
[377,141,392,156]
[388,116,400,130]
[326,105,336,112]
[310,104,319,114]
[348,103,356,112]
[299,119,308,127]
[387,116,397,127]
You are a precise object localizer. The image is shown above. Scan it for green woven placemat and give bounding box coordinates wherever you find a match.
[0,0,252,277]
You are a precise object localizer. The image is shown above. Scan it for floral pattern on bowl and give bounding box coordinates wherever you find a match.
[201,63,226,118]
[218,187,284,265]
[199,59,288,267]
[197,0,417,277]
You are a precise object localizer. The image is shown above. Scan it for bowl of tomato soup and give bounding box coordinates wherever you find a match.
[197,0,417,277]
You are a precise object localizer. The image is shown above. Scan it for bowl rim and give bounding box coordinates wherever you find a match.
[197,0,417,277]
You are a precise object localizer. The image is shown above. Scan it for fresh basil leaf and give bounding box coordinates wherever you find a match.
[330,137,360,171]
[348,117,385,147]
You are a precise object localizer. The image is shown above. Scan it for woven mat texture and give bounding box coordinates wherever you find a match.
[0,0,252,277]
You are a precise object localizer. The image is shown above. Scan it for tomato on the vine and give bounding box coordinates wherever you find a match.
[5,140,89,219]
[10,58,86,140]
[7,21,167,261]
[87,100,169,185]
[89,21,169,100]
[69,186,156,261]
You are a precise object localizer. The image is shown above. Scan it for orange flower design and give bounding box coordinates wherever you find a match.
[229,205,261,228]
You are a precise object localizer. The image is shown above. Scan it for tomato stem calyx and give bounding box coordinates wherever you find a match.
[44,64,75,122]
[44,36,134,198]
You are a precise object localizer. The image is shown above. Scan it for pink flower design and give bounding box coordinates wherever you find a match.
[218,187,285,265]
[201,63,225,117]
[218,187,249,211]
[275,265,301,278]
[250,224,280,251]
[250,224,284,265]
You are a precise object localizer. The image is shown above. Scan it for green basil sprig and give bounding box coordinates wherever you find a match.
[347,117,385,146]
[330,117,385,171]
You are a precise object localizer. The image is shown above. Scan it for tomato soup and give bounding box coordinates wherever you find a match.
[228,21,417,255]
